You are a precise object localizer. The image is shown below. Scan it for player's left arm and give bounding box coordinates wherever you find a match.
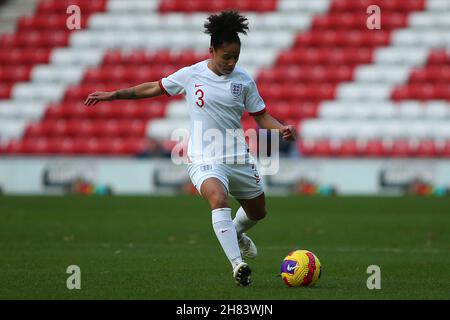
[253,112,297,141]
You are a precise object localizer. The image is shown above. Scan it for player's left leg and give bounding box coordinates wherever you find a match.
[227,162,267,260]
[233,193,267,259]
[235,192,266,238]
[229,162,267,238]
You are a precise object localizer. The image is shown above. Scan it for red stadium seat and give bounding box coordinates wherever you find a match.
[391,140,415,157]
[295,103,319,119]
[0,83,13,98]
[44,104,66,119]
[338,140,359,157]
[139,102,167,118]
[95,120,120,137]
[298,140,314,156]
[127,138,152,154]
[48,120,70,137]
[314,140,335,156]
[66,120,95,137]
[0,48,50,65]
[277,48,373,66]
[18,15,68,31]
[75,137,105,154]
[116,103,139,119]
[90,103,115,119]
[417,140,439,157]
[293,31,390,48]
[313,13,407,30]
[0,66,31,82]
[25,123,45,138]
[6,140,24,154]
[363,140,386,157]
[407,73,448,89]
[53,138,77,154]
[258,66,354,84]
[160,0,276,13]
[37,0,107,14]
[22,138,51,154]
[102,50,123,65]
[298,140,335,157]
[427,50,450,66]
[122,120,147,137]
[83,69,106,83]
[0,33,19,47]
[442,141,450,157]
[331,0,424,12]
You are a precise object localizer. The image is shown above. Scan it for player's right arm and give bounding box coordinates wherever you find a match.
[84,81,164,106]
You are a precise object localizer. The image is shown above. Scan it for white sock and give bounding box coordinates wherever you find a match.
[212,208,243,268]
[233,206,257,239]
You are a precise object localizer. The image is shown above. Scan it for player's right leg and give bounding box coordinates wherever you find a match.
[197,176,251,286]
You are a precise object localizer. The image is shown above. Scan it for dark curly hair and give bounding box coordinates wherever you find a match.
[204,10,249,49]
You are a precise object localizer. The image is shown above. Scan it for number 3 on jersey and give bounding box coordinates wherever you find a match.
[195,89,205,108]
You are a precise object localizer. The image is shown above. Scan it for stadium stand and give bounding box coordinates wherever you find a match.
[0,0,449,157]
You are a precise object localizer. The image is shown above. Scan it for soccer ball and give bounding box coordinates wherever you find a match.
[280,249,322,287]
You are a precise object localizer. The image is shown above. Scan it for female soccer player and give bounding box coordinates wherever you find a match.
[85,10,296,286]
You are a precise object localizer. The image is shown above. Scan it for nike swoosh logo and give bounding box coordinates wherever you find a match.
[286,265,297,272]
[220,229,229,234]
[195,84,203,87]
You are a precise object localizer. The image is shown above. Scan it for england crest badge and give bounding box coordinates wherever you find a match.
[230,82,243,97]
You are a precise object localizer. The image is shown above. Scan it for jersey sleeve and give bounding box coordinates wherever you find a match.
[159,66,191,96]
[244,80,266,116]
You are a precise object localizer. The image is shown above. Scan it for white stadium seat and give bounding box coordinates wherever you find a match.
[398,101,425,119]
[425,101,450,119]
[0,102,47,120]
[298,119,450,141]
[166,101,190,119]
[409,12,450,28]
[31,66,85,84]
[426,0,450,11]
[50,48,104,66]
[146,119,190,141]
[300,120,330,140]
[278,0,331,13]
[331,122,358,140]
[12,84,66,102]
[357,122,383,141]
[0,120,28,143]
[318,103,348,119]
[355,66,411,84]
[254,13,311,30]
[107,0,159,13]
[374,47,428,65]
[337,84,391,100]
[393,30,449,47]
[433,123,450,140]
[407,122,434,139]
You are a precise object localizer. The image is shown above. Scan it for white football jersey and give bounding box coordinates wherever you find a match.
[159,60,266,164]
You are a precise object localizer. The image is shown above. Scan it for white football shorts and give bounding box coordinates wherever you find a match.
[187,162,264,200]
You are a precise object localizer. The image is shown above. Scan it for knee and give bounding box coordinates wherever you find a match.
[257,208,267,220]
[208,191,229,209]
[249,208,267,221]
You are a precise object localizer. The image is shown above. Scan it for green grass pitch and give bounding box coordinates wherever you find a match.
[0,195,448,300]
